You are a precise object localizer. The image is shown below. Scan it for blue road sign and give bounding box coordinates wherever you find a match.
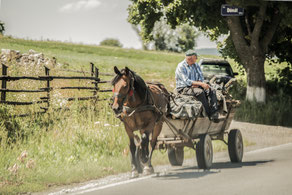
[221,4,244,16]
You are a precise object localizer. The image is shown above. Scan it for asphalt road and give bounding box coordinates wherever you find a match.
[50,142,292,195]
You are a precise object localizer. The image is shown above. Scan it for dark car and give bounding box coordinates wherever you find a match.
[198,58,238,84]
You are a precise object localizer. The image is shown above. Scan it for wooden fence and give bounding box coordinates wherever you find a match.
[0,62,113,117]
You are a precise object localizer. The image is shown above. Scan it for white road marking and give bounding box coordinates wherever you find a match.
[245,143,292,155]
[49,174,154,195]
[75,174,154,194]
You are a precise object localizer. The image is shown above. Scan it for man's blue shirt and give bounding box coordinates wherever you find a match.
[175,59,204,89]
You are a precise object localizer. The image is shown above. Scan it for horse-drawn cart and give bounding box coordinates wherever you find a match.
[112,66,243,175]
[156,96,243,169]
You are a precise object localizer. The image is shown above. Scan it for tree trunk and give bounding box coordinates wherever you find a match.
[226,16,267,103]
[244,51,266,103]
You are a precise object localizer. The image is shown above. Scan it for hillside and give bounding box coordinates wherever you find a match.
[0,37,225,91]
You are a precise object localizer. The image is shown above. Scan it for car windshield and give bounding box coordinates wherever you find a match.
[201,64,232,76]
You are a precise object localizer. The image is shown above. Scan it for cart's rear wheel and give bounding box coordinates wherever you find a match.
[167,146,184,166]
[228,129,243,162]
[196,134,213,169]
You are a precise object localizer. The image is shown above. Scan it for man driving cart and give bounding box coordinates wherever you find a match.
[175,50,220,122]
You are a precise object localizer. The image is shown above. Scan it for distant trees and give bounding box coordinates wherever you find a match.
[0,21,5,35]
[131,19,199,52]
[99,38,123,48]
[152,19,199,52]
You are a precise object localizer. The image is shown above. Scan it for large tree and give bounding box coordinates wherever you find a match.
[128,0,292,102]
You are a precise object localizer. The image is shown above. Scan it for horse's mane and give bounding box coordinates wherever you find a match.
[111,68,148,99]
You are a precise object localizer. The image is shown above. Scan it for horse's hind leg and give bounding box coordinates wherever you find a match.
[143,122,163,175]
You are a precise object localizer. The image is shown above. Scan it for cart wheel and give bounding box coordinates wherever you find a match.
[228,129,243,163]
[196,134,213,169]
[167,146,184,166]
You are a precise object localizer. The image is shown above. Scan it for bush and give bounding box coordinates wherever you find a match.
[230,73,292,127]
[266,65,292,96]
[0,106,22,145]
[99,38,123,48]
[0,21,5,35]
[234,92,292,127]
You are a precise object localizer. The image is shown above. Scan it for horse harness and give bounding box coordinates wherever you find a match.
[113,75,165,120]
[123,86,159,117]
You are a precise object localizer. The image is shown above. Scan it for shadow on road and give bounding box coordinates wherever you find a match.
[212,160,274,169]
[155,160,273,180]
[155,169,217,180]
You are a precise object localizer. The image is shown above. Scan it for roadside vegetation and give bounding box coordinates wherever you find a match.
[0,36,291,193]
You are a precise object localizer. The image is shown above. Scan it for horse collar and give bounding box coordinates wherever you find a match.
[128,89,134,97]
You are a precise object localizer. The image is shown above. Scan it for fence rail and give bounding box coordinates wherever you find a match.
[0,76,100,81]
[0,63,113,117]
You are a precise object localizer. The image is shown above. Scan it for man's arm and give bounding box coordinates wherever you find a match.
[196,64,204,81]
[192,63,208,89]
[192,81,209,89]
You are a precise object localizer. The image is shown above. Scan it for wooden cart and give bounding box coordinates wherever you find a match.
[155,99,243,169]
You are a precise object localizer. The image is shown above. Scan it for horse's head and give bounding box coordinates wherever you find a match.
[111,66,134,114]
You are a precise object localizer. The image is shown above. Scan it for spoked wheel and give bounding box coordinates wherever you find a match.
[167,146,184,166]
[228,129,243,162]
[196,134,213,169]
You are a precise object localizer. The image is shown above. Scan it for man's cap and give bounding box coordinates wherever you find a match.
[185,49,197,57]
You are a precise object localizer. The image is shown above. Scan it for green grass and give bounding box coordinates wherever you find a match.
[0,36,290,193]
[234,92,292,126]
[0,102,130,194]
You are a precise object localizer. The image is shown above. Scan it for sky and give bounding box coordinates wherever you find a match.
[0,0,217,49]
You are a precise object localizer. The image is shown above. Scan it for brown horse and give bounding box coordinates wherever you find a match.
[111,66,169,177]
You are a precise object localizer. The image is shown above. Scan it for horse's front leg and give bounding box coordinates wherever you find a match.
[129,138,139,178]
[124,124,140,178]
[143,122,163,175]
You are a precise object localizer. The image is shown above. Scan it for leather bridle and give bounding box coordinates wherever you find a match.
[112,73,135,107]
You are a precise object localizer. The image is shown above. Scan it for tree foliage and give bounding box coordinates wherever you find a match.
[128,0,292,102]
[128,0,292,64]
[99,38,123,48]
[151,19,199,52]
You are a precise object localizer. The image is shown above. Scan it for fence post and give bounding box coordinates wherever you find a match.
[94,66,99,97]
[45,66,50,108]
[1,64,8,102]
[90,62,94,77]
